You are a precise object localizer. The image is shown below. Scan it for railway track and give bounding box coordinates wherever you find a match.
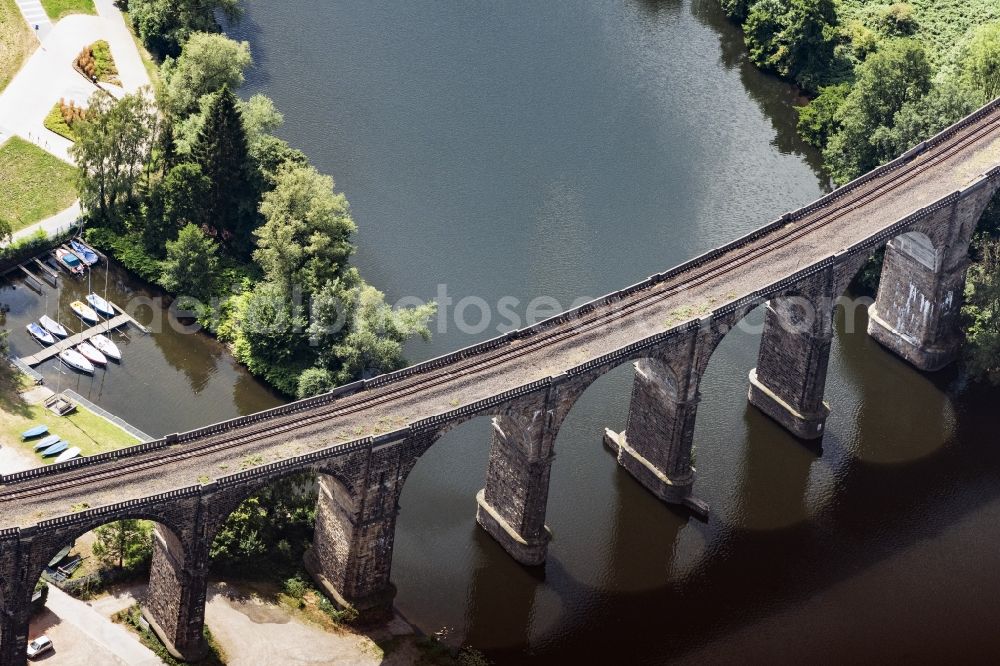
[3,109,1000,506]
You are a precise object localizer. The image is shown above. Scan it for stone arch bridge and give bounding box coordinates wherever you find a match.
[2,100,1000,662]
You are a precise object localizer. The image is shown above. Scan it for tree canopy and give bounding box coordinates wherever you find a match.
[71,89,158,223]
[192,86,257,253]
[960,22,1000,104]
[745,0,839,92]
[161,223,220,301]
[824,39,933,183]
[161,32,252,117]
[254,164,357,295]
[124,0,241,58]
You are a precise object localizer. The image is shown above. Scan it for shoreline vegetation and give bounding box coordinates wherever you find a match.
[720,0,1000,384]
[76,0,436,399]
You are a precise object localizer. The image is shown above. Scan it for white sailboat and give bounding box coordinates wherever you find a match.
[59,349,95,374]
[39,315,68,338]
[76,342,107,366]
[90,334,121,361]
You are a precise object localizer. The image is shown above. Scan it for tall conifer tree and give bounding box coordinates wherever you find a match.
[192,85,256,254]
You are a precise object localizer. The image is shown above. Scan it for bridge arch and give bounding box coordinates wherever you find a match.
[11,507,207,663]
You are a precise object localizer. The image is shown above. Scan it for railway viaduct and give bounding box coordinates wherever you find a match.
[1,99,1000,662]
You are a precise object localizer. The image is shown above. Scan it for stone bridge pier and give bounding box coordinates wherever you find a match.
[603,330,720,513]
[142,524,210,661]
[476,382,581,566]
[869,181,1000,370]
[746,266,853,440]
[303,439,421,623]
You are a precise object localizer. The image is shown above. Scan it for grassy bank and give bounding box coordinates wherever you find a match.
[0,0,37,93]
[40,0,95,20]
[0,137,77,230]
[0,382,140,463]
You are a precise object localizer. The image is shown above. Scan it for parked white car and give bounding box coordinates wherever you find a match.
[27,635,53,660]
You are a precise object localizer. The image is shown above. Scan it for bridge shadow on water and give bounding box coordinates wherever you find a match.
[445,296,1000,664]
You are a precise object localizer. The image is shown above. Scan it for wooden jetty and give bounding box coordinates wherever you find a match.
[31,258,59,284]
[16,265,44,293]
[20,304,148,367]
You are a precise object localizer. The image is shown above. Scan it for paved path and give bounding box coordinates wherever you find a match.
[33,586,160,665]
[10,200,82,244]
[0,0,149,243]
[12,0,51,41]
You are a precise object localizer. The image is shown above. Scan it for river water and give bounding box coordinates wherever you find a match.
[3,0,996,662]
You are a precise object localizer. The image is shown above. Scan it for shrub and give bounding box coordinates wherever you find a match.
[877,3,919,37]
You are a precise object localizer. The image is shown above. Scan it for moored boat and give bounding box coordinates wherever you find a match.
[55,249,84,276]
[33,435,61,451]
[41,441,69,457]
[90,334,121,361]
[39,315,68,338]
[27,322,56,345]
[70,300,99,323]
[59,349,95,374]
[54,446,81,463]
[69,240,99,266]
[21,425,48,439]
[77,342,107,366]
[86,293,115,317]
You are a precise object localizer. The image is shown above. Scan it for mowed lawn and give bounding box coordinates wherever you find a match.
[0,137,77,230]
[0,392,140,464]
[0,0,37,93]
[40,0,95,20]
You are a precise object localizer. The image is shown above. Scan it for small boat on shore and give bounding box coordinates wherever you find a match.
[69,240,99,266]
[86,293,115,317]
[39,315,68,338]
[59,349,94,374]
[55,249,84,276]
[54,447,81,463]
[77,342,107,366]
[33,435,61,451]
[41,441,69,457]
[90,333,121,361]
[27,323,56,345]
[70,300,99,323]
[21,425,48,439]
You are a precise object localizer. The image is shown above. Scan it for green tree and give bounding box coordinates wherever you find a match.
[720,0,753,22]
[871,79,977,160]
[162,32,252,117]
[328,283,436,384]
[254,164,357,295]
[797,82,850,148]
[143,162,211,254]
[125,0,241,58]
[963,238,1000,385]
[745,0,839,91]
[191,86,257,253]
[824,39,933,183]
[92,520,152,570]
[297,367,335,398]
[71,90,158,224]
[959,22,1000,104]
[876,3,918,37]
[161,223,220,300]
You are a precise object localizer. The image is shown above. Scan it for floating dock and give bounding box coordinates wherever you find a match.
[19,303,148,367]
